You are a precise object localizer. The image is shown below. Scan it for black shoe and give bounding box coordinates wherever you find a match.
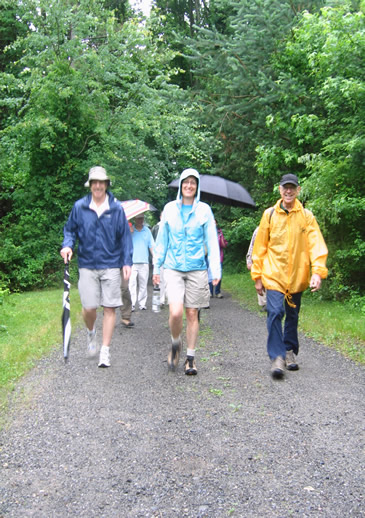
[122,320,134,328]
[184,356,197,375]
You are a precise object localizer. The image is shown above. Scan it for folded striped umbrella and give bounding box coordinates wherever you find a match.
[62,261,71,362]
[121,199,157,220]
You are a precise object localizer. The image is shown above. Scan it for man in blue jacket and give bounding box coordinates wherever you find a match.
[152,168,221,375]
[60,166,133,368]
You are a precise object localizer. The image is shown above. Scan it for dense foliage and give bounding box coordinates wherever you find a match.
[256,5,365,298]
[0,0,218,290]
[0,0,364,305]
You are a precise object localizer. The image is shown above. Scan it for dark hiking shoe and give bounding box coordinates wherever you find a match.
[167,337,182,371]
[121,320,135,328]
[286,350,299,370]
[271,356,285,379]
[184,356,197,376]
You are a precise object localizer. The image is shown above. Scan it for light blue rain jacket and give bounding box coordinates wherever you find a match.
[153,169,221,280]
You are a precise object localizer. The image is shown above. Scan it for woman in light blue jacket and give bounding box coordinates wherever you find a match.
[153,168,220,376]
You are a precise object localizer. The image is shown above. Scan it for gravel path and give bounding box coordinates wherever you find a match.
[0,286,364,517]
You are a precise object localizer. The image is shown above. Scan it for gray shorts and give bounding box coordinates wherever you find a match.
[164,269,210,308]
[78,268,122,309]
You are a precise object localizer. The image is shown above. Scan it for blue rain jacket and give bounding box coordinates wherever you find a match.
[153,169,221,279]
[62,191,133,269]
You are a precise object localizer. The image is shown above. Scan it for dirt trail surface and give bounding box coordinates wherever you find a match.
[0,286,364,517]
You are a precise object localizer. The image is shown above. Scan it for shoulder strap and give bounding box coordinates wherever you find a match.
[268,207,275,240]
[269,205,308,228]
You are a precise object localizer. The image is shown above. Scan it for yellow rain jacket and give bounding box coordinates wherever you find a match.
[251,199,328,300]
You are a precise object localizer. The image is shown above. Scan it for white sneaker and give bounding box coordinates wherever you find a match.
[87,329,97,357]
[98,345,110,368]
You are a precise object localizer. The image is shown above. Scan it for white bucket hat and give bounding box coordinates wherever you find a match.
[84,166,111,187]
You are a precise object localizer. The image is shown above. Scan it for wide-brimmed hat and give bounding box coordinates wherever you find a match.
[279,173,299,186]
[84,166,111,187]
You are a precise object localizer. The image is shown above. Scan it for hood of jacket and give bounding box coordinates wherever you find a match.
[176,168,201,205]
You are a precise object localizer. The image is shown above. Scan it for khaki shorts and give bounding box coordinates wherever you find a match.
[78,268,122,308]
[164,269,210,308]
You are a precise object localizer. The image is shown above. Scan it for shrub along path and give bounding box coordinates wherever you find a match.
[0,286,364,517]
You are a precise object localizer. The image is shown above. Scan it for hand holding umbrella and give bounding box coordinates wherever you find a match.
[61,247,73,263]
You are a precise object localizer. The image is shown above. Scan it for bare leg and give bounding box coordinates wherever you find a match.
[185,307,199,350]
[102,307,116,347]
[168,302,184,340]
[82,308,97,332]
[167,302,184,370]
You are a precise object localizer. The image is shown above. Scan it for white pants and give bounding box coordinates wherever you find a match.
[129,263,149,309]
[159,266,166,304]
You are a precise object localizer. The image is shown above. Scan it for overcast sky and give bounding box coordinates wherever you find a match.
[131,0,152,17]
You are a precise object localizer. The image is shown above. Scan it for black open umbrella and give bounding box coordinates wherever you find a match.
[62,261,71,362]
[168,174,256,209]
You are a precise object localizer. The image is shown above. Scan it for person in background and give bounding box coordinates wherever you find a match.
[60,166,132,368]
[152,212,166,307]
[153,168,221,376]
[121,222,135,328]
[246,227,267,311]
[129,214,155,311]
[210,221,228,298]
[251,173,328,379]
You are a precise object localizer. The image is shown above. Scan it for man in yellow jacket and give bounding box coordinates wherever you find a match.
[251,174,328,379]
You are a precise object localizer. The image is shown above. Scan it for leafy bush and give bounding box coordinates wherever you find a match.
[255,5,365,297]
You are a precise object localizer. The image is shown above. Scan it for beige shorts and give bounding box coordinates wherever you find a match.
[163,269,210,308]
[78,268,122,308]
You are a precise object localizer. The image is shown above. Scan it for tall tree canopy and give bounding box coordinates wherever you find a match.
[256,5,365,297]
[182,0,326,184]
[0,0,218,290]
[0,0,364,303]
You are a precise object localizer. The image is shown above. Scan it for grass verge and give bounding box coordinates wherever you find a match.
[223,272,365,365]
[0,288,83,413]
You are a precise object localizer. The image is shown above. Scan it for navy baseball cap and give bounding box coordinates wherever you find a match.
[279,174,299,186]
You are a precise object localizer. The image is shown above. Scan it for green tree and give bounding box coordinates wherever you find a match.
[0,0,29,73]
[184,0,326,186]
[0,0,218,291]
[256,4,365,297]
[175,0,326,266]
